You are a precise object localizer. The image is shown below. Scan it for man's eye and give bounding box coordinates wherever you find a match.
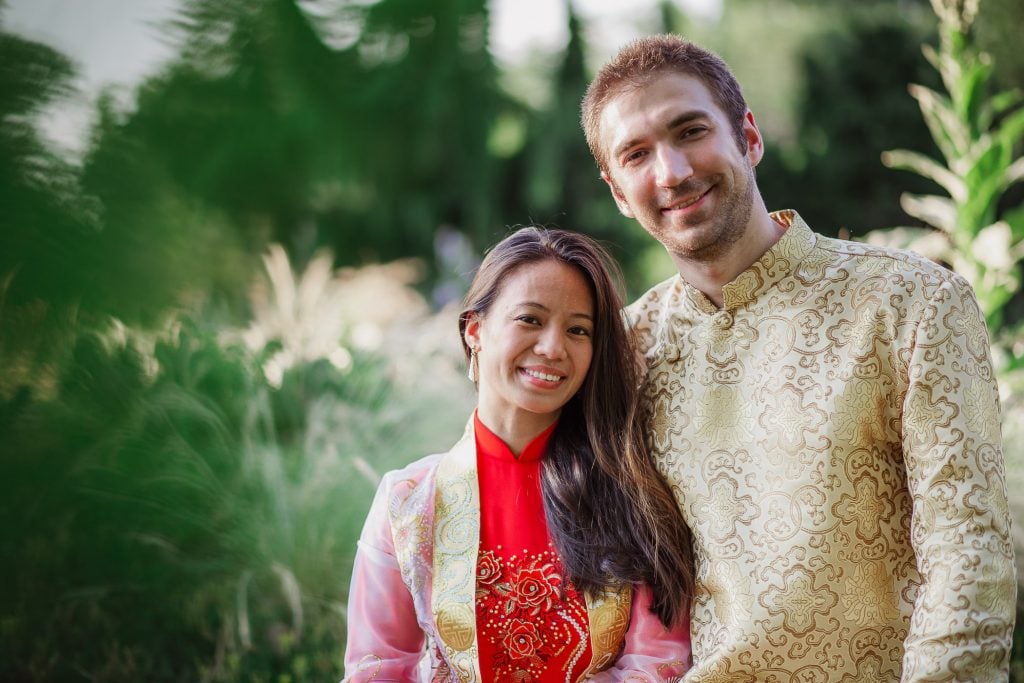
[624,150,647,164]
[681,126,708,138]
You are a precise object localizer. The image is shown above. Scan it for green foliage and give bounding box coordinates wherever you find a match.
[512,8,656,294]
[87,0,516,272]
[0,19,254,395]
[79,95,253,324]
[0,24,100,387]
[2,227,475,680]
[881,0,1024,330]
[0,318,424,681]
[755,4,939,238]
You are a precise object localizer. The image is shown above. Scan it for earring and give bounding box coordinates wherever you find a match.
[467,347,479,382]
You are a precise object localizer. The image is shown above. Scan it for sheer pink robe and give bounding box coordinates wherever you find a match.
[343,423,691,682]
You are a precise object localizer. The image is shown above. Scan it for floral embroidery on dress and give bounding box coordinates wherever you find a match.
[476,548,589,682]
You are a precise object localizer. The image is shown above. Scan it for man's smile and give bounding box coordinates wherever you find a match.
[662,186,712,214]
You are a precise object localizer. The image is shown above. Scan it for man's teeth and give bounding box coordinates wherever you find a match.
[524,368,562,382]
[675,191,705,208]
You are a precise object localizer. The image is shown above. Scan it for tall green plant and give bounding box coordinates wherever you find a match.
[0,21,97,392]
[0,324,380,681]
[1,243,475,680]
[882,0,1024,331]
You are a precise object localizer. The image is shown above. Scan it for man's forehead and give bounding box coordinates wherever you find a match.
[603,71,717,118]
[599,72,719,145]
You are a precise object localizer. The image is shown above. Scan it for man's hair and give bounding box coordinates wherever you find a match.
[581,34,749,172]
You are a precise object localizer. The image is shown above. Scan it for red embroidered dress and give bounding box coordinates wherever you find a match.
[473,413,592,682]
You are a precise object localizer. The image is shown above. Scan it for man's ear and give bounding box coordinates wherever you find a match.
[742,110,764,167]
[464,312,482,350]
[601,171,635,218]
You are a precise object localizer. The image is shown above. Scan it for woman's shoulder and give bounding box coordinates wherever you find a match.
[377,452,445,501]
[369,425,474,513]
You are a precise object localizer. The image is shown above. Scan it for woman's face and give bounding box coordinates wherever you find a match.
[465,259,595,436]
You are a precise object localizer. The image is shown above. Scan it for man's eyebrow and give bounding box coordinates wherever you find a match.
[612,109,712,162]
[667,109,711,130]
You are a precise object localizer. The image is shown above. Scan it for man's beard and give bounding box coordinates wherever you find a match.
[666,165,755,264]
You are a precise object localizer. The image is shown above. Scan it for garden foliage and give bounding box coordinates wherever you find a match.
[3,0,1024,679]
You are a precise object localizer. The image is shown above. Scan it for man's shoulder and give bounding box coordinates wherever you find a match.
[624,275,683,357]
[775,211,961,288]
[626,274,680,317]
[624,274,681,334]
[814,232,959,281]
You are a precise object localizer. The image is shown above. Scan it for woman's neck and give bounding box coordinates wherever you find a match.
[475,409,558,456]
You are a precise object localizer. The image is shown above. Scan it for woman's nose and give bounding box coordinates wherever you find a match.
[534,328,566,359]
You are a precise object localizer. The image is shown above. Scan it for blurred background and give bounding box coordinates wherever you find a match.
[2,0,1023,680]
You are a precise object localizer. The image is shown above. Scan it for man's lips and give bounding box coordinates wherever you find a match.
[662,187,712,213]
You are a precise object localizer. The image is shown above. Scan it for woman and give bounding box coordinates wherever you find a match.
[343,227,694,682]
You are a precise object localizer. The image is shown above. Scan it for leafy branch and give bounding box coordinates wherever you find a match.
[882,0,1024,330]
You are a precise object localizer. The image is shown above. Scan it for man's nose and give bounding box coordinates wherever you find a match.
[655,146,693,188]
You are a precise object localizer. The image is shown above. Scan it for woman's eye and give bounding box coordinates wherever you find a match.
[516,315,540,325]
[569,326,592,337]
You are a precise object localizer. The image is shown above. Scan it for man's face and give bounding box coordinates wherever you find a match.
[598,71,763,264]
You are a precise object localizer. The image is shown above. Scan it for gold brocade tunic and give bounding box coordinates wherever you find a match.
[625,211,1016,682]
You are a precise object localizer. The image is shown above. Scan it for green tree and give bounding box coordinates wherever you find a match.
[881,0,1024,330]
[87,0,514,274]
[757,4,939,238]
[0,7,251,396]
[349,0,510,256]
[513,4,665,294]
[0,12,97,390]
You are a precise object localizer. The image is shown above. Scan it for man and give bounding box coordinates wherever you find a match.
[582,35,1015,681]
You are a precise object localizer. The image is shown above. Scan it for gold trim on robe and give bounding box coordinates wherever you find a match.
[431,433,482,682]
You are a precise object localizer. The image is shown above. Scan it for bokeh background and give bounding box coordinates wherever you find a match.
[2,0,1023,680]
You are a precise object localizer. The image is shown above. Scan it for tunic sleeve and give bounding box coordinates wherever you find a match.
[900,276,1016,682]
[342,474,426,682]
[588,584,691,683]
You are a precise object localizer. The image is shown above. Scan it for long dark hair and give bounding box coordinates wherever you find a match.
[458,226,694,627]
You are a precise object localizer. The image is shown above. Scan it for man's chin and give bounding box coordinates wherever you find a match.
[664,232,733,263]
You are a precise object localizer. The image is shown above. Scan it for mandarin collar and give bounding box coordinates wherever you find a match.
[473,411,557,463]
[672,210,816,315]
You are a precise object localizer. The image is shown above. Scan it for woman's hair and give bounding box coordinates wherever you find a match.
[459,226,694,627]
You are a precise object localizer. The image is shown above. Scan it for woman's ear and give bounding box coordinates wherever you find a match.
[464,312,482,350]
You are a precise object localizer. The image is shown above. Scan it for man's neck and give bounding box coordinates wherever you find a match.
[671,210,786,308]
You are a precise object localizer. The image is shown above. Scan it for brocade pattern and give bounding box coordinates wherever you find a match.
[626,211,1015,682]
